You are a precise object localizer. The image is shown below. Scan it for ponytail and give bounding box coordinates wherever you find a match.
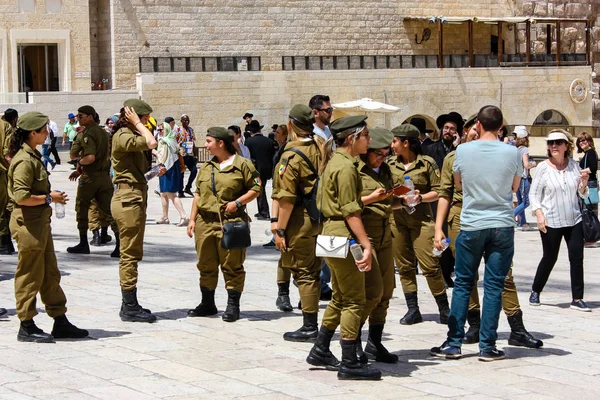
[287,120,332,174]
[8,127,31,158]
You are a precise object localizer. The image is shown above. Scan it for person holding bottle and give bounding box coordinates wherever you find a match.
[306,115,381,381]
[388,124,449,325]
[8,111,88,342]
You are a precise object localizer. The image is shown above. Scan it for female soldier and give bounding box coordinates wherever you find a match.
[306,115,381,381]
[358,127,402,363]
[112,99,162,323]
[8,112,88,342]
[187,127,261,322]
[389,124,449,325]
[271,104,331,341]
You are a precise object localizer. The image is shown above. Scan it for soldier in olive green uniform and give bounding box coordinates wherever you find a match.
[8,112,88,342]
[358,127,402,364]
[272,104,330,341]
[306,115,381,381]
[66,105,119,257]
[112,99,160,323]
[388,124,449,325]
[435,119,542,348]
[187,127,261,322]
[0,116,16,255]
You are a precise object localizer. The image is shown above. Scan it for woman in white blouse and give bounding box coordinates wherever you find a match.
[528,130,591,312]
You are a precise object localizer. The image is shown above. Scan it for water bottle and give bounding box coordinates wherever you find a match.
[265,228,274,236]
[349,239,366,271]
[144,165,162,181]
[55,191,65,219]
[433,238,451,257]
[403,176,417,213]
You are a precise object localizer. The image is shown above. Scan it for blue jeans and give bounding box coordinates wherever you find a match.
[320,260,332,293]
[41,144,55,169]
[513,179,530,226]
[447,228,514,352]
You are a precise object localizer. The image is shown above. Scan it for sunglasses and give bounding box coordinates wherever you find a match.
[547,140,566,146]
[578,139,588,143]
[318,107,333,113]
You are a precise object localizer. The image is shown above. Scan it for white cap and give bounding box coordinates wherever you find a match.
[545,131,570,142]
[513,125,529,139]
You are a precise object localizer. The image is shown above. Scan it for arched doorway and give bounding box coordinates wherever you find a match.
[402,114,439,141]
[531,109,570,137]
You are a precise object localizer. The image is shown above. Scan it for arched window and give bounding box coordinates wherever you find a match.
[402,114,439,141]
[533,110,569,126]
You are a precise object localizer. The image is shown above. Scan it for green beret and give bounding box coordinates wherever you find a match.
[289,104,315,129]
[330,115,368,139]
[392,124,420,139]
[207,126,234,142]
[124,99,153,116]
[78,105,96,116]
[464,114,477,130]
[17,112,48,132]
[368,127,393,150]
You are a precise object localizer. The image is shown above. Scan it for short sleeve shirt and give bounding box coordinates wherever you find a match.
[8,143,51,205]
[319,149,363,221]
[64,121,78,141]
[111,127,151,184]
[272,140,320,205]
[438,151,462,204]
[175,126,196,156]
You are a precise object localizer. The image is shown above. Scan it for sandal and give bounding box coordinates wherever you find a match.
[176,217,190,227]
[156,217,170,224]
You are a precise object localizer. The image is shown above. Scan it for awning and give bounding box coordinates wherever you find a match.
[332,98,401,114]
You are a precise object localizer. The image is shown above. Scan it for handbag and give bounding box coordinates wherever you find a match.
[583,153,599,205]
[580,198,600,243]
[211,165,251,250]
[315,235,349,259]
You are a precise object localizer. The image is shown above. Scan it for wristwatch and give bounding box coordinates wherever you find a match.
[234,200,242,209]
[45,194,52,205]
[276,229,286,238]
[418,195,423,203]
[270,217,279,223]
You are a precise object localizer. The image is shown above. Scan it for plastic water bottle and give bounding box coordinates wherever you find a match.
[265,228,274,236]
[403,176,417,213]
[144,165,162,181]
[349,239,366,271]
[55,191,65,219]
[433,238,451,257]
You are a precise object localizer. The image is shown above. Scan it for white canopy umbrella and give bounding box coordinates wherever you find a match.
[332,98,401,113]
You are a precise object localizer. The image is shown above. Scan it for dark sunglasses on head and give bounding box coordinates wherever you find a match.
[318,107,334,113]
[547,140,566,146]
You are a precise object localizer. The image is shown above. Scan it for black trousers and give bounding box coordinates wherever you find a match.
[256,178,270,218]
[50,137,61,164]
[532,222,584,299]
[179,156,198,192]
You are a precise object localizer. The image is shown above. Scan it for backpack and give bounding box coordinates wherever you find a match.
[287,147,322,222]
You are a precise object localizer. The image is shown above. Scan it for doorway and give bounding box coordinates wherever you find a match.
[17,43,59,91]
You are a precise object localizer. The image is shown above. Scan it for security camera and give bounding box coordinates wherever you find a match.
[428,16,437,23]
[439,16,447,24]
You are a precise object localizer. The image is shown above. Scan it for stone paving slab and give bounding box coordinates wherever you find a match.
[0,161,599,399]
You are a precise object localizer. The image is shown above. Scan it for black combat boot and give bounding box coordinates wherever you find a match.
[400,292,423,325]
[462,309,481,344]
[0,308,6,317]
[356,323,368,365]
[188,286,218,317]
[119,288,157,323]
[100,226,112,244]
[283,312,318,342]
[276,282,293,312]
[364,324,398,363]
[222,289,241,322]
[67,229,90,254]
[434,293,450,324]
[17,320,54,343]
[0,234,14,255]
[306,326,340,370]
[110,230,120,258]
[507,310,543,348]
[337,339,382,381]
[90,230,101,246]
[51,314,89,339]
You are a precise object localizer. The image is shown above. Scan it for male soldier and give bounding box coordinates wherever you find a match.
[0,109,18,255]
[66,106,119,257]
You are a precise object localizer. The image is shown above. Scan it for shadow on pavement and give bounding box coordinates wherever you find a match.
[153,308,191,321]
[87,329,132,339]
[241,310,303,321]
[553,301,599,310]
[505,346,571,358]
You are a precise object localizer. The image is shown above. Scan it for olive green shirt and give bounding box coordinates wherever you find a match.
[389,153,441,219]
[359,160,393,219]
[319,149,363,219]
[272,139,320,204]
[70,123,110,178]
[195,155,262,219]
[438,150,462,204]
[111,127,150,184]
[8,143,51,205]
[0,120,13,172]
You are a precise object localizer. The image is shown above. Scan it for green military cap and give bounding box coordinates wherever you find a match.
[124,98,153,116]
[17,112,48,132]
[78,105,96,116]
[392,124,420,138]
[464,114,477,130]
[207,126,234,142]
[289,104,315,129]
[368,127,393,150]
[330,115,368,138]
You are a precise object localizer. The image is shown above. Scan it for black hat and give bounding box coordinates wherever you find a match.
[392,124,420,139]
[436,112,464,134]
[410,117,432,134]
[247,120,264,133]
[271,124,278,130]
[243,112,254,119]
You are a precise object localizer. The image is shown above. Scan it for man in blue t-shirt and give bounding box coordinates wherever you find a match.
[431,105,522,362]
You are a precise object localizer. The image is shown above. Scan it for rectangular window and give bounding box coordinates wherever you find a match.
[18,0,35,13]
[17,43,59,91]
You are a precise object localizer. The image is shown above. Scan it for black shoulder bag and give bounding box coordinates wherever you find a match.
[288,148,322,222]
[580,197,600,243]
[211,165,251,250]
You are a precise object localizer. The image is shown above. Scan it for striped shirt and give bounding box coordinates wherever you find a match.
[529,159,586,228]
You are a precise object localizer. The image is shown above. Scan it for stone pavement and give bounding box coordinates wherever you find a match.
[0,159,599,400]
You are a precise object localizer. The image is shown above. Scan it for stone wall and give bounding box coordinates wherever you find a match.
[89,0,113,88]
